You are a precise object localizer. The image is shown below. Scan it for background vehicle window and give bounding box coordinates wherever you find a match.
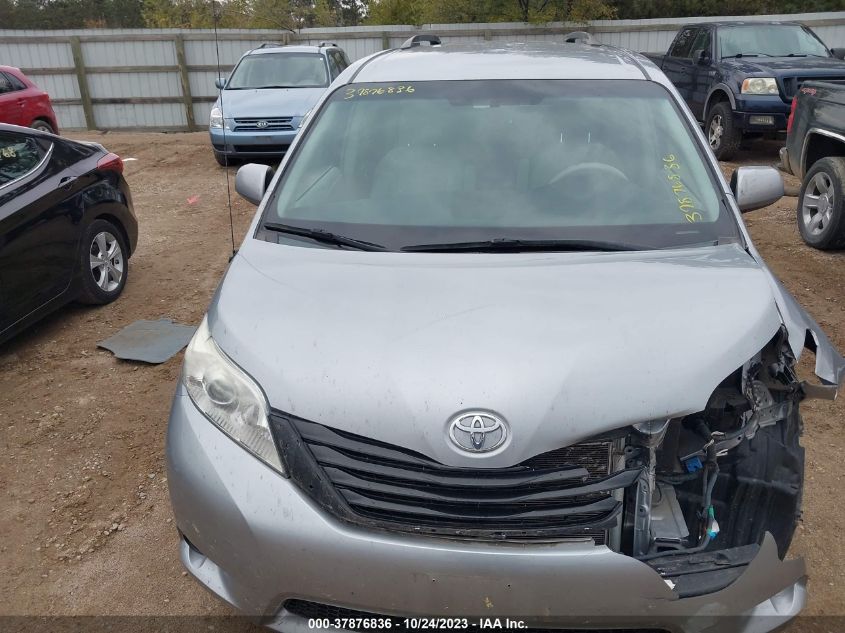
[6,72,26,91]
[227,53,328,89]
[669,28,698,58]
[327,52,341,79]
[331,51,348,73]
[719,25,830,58]
[0,73,13,94]
[267,80,735,250]
[0,133,48,187]
[689,30,710,58]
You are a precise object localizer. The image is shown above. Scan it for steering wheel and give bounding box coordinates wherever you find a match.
[548,162,630,186]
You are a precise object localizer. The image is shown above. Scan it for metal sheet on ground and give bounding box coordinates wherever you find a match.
[97,318,196,364]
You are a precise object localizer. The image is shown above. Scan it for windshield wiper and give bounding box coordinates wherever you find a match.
[262,222,387,251]
[401,238,644,253]
[726,53,773,58]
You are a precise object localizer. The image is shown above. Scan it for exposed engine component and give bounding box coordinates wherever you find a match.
[649,483,689,548]
[617,328,806,570]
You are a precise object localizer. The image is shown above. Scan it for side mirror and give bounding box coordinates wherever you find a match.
[831,48,845,60]
[235,163,273,205]
[693,49,709,64]
[214,77,227,90]
[730,166,783,213]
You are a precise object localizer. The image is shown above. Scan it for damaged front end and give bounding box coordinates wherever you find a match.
[606,326,836,602]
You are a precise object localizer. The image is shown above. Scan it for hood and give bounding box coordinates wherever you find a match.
[210,242,787,468]
[720,55,845,76]
[217,87,325,119]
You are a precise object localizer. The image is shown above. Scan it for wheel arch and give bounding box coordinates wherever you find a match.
[801,129,845,177]
[704,86,735,119]
[92,211,133,257]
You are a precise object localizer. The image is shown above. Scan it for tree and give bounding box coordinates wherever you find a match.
[0,0,15,25]
[2,0,842,30]
[514,0,553,22]
[365,0,615,25]
[366,0,425,25]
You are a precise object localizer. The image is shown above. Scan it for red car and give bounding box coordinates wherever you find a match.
[0,66,59,134]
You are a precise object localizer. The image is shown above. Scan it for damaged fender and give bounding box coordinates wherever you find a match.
[763,270,845,389]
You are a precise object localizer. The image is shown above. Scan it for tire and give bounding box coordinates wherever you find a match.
[706,102,741,161]
[31,119,55,134]
[214,150,232,167]
[797,157,845,250]
[77,219,129,305]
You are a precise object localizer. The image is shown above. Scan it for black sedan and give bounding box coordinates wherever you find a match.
[0,123,138,345]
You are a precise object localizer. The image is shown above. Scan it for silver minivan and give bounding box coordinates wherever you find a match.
[167,38,844,633]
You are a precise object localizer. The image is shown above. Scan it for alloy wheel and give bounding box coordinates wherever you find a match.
[89,231,124,292]
[708,114,723,150]
[802,172,835,236]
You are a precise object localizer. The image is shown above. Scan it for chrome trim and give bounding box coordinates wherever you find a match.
[800,127,845,178]
[0,142,54,194]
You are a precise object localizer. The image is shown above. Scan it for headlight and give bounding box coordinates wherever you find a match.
[182,317,284,474]
[741,77,778,95]
[209,106,223,129]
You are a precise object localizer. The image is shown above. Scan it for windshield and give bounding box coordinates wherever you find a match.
[227,52,328,89]
[263,80,738,251]
[719,25,830,58]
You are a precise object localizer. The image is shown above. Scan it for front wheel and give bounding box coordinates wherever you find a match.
[77,219,129,305]
[798,157,845,250]
[706,102,741,161]
[213,150,232,167]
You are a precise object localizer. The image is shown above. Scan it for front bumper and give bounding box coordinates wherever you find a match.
[166,389,807,633]
[733,96,790,133]
[209,127,299,157]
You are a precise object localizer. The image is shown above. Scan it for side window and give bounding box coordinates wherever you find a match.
[689,29,710,58]
[0,133,49,187]
[0,73,13,94]
[669,28,698,58]
[327,52,341,80]
[7,73,26,91]
[334,51,349,72]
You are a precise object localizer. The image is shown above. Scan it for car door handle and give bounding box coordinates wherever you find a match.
[59,176,77,189]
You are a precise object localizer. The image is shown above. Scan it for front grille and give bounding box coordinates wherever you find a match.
[784,75,845,97]
[271,413,640,542]
[283,600,668,633]
[233,117,294,131]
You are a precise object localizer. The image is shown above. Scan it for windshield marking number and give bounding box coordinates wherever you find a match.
[344,85,415,100]
[663,154,702,223]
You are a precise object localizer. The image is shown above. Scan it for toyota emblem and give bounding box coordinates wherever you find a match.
[448,412,508,453]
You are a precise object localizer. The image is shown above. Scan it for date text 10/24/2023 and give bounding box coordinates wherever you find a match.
[307,618,530,630]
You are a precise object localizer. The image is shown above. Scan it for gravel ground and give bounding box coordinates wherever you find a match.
[0,133,842,629]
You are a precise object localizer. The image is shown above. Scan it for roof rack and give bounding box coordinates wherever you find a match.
[563,31,595,44]
[400,34,441,50]
[258,42,284,49]
[318,41,338,48]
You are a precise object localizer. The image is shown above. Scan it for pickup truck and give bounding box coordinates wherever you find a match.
[645,21,845,160]
[781,81,845,250]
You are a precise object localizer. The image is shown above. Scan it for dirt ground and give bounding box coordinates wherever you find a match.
[0,133,843,627]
